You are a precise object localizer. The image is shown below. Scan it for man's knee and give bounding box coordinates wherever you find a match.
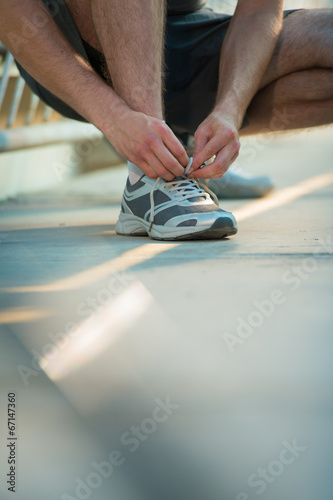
[276,9,333,67]
[262,8,332,86]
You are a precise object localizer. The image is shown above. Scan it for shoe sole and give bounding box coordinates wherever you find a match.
[116,213,238,241]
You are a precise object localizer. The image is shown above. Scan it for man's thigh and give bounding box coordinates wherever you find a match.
[164,8,300,134]
[261,8,333,89]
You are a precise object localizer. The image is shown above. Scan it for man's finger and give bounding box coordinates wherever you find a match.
[152,140,185,177]
[193,128,209,158]
[131,157,158,179]
[192,137,222,172]
[147,153,176,181]
[189,144,239,179]
[160,125,189,167]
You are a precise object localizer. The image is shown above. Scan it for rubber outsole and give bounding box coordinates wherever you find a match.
[116,215,237,241]
[152,218,238,241]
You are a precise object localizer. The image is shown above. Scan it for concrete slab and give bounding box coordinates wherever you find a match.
[0,125,332,500]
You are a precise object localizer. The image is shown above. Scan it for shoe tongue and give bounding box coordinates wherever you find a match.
[174,177,206,203]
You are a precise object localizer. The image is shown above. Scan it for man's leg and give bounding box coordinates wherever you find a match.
[90,0,169,182]
[241,9,333,136]
[66,0,189,182]
[67,0,165,117]
[66,0,236,240]
[90,0,165,119]
[243,69,333,135]
[68,0,177,179]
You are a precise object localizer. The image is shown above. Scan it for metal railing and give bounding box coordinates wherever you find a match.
[0,45,102,153]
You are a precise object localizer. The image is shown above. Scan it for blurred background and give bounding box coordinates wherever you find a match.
[210,0,333,13]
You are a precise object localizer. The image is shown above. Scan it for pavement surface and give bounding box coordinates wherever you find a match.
[0,126,333,500]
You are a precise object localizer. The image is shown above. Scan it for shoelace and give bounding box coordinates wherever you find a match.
[149,159,219,232]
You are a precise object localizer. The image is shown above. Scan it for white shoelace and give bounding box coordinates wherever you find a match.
[148,159,219,232]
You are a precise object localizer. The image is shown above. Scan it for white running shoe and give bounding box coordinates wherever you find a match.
[116,171,238,241]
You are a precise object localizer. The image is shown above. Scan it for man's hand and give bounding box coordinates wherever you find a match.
[188,112,240,179]
[104,106,189,180]
[188,0,283,180]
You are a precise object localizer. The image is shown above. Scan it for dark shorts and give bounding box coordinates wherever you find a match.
[16,2,298,134]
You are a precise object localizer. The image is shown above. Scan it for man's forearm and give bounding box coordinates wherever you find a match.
[0,0,126,131]
[214,0,283,129]
[190,0,283,178]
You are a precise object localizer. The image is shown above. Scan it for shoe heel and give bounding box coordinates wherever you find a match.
[116,213,148,236]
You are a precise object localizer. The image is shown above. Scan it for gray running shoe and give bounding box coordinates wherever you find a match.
[207,168,274,199]
[116,174,238,241]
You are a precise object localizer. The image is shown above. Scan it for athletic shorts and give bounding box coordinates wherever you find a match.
[16,2,298,134]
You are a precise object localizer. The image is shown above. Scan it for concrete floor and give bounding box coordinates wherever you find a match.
[0,126,333,500]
